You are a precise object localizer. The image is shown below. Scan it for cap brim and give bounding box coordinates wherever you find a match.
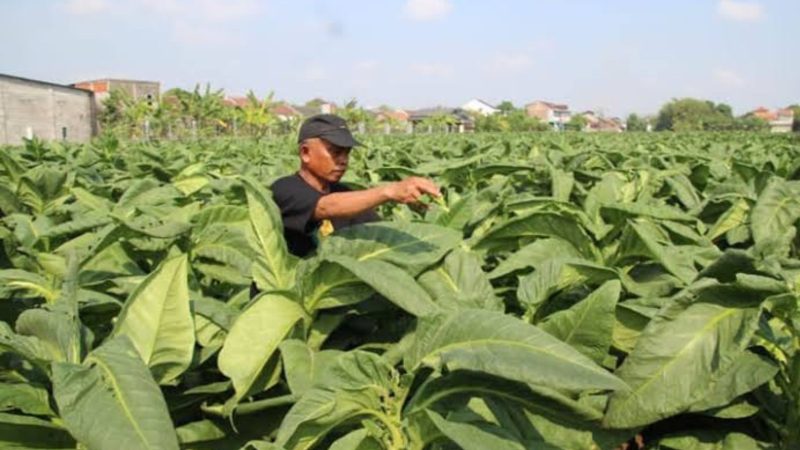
[320,129,361,148]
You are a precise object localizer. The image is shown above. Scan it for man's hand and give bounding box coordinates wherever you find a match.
[382,177,441,204]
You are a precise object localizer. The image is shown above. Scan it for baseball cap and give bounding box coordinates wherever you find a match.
[297,114,361,148]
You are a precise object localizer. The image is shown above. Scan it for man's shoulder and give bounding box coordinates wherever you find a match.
[271,174,303,191]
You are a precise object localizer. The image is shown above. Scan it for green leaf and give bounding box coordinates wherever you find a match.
[687,351,779,413]
[276,351,402,450]
[279,340,343,397]
[406,309,627,392]
[658,430,776,450]
[52,335,180,450]
[113,254,195,384]
[425,409,526,450]
[242,177,297,291]
[16,308,88,364]
[517,259,618,310]
[707,198,750,241]
[417,249,504,311]
[474,211,598,260]
[539,280,620,364]
[405,371,604,422]
[0,383,53,416]
[604,298,761,428]
[297,259,373,312]
[751,177,800,257]
[325,255,440,317]
[489,238,582,279]
[318,222,461,275]
[218,292,304,404]
[0,412,75,449]
[328,429,382,450]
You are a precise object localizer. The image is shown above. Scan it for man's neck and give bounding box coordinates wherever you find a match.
[298,168,329,193]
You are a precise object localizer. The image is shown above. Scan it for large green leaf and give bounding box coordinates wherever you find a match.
[687,351,778,413]
[325,255,440,317]
[517,259,618,310]
[52,335,180,450]
[0,412,75,449]
[218,292,305,403]
[297,259,373,311]
[276,351,403,450]
[279,340,343,397]
[425,409,525,450]
[405,371,604,422]
[242,177,298,291]
[604,297,761,428]
[539,280,620,364]
[658,430,776,450]
[113,254,194,384]
[15,308,89,364]
[489,238,581,279]
[0,383,53,416]
[318,222,461,275]
[417,248,503,311]
[474,211,598,260]
[406,309,627,392]
[750,177,800,257]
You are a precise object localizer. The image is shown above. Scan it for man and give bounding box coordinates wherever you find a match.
[271,113,441,258]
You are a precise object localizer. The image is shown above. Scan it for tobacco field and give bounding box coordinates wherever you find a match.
[0,132,799,449]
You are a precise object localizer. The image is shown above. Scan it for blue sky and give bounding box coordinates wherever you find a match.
[1,0,797,116]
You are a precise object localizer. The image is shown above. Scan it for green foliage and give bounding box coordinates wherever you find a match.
[626,113,647,131]
[475,109,549,132]
[0,132,799,449]
[655,98,769,132]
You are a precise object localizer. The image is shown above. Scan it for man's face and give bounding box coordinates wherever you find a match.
[300,138,351,183]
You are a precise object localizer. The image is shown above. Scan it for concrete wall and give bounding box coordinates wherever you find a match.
[0,76,95,145]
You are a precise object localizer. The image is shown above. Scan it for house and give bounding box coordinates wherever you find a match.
[273,103,301,121]
[374,109,410,124]
[223,96,249,108]
[72,78,160,107]
[525,100,571,130]
[408,107,474,133]
[580,111,624,132]
[461,99,499,116]
[749,107,794,133]
[372,109,410,133]
[296,98,337,117]
[0,73,97,145]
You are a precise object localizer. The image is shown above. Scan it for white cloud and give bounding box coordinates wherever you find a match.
[717,0,764,22]
[713,68,746,87]
[404,0,453,21]
[410,63,453,78]
[62,0,111,15]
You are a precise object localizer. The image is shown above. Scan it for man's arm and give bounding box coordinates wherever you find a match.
[314,177,440,220]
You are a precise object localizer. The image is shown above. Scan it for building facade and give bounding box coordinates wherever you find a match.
[72,79,160,106]
[0,73,96,145]
[461,99,499,116]
[526,100,571,130]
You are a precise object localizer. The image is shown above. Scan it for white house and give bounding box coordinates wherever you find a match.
[461,99,499,116]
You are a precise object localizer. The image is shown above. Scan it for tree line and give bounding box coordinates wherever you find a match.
[99,85,797,140]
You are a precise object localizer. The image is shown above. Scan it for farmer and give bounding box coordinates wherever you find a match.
[270,113,441,257]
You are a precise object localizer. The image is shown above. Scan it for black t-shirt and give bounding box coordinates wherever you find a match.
[271,174,380,257]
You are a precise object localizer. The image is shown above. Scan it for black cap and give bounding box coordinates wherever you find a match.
[297,114,360,148]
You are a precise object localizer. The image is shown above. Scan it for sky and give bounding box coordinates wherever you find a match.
[1,0,797,117]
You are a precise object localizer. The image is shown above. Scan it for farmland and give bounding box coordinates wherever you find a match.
[1,131,799,449]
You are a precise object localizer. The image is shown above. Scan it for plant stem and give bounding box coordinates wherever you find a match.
[201,394,297,417]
